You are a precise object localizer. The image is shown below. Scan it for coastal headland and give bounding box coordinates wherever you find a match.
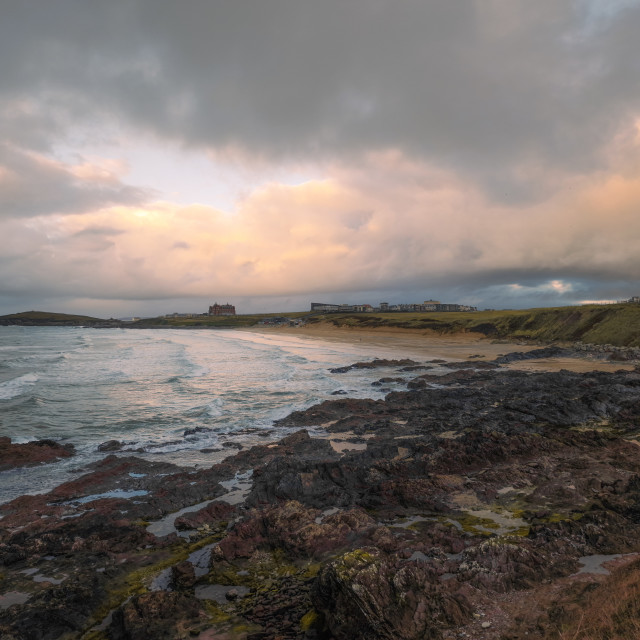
[2,302,640,349]
[1,311,640,638]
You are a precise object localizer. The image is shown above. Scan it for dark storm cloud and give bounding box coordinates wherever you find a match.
[3,0,640,196]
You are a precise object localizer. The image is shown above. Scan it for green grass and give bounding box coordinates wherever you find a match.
[135,311,309,328]
[0,310,107,324]
[307,304,640,347]
[4,304,639,347]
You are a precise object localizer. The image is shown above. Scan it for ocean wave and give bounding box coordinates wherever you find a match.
[183,398,225,418]
[0,373,39,400]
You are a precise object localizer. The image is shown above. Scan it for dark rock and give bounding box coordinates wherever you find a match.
[493,346,574,364]
[0,571,105,639]
[330,359,420,373]
[108,592,204,640]
[97,439,123,452]
[183,426,213,436]
[171,561,196,589]
[222,441,243,449]
[443,360,500,369]
[313,548,472,640]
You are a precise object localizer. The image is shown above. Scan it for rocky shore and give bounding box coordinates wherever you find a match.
[2,350,640,639]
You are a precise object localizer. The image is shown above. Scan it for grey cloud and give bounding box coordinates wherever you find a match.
[3,1,640,199]
[72,226,125,238]
[0,144,150,218]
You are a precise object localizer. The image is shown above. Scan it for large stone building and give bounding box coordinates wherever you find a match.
[208,302,236,316]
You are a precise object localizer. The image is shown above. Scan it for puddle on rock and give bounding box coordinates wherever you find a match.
[59,490,149,505]
[150,568,173,591]
[219,470,253,506]
[315,507,340,524]
[0,591,30,609]
[20,567,66,584]
[147,498,218,538]
[384,515,431,530]
[188,544,214,577]
[574,553,637,575]
[33,574,66,584]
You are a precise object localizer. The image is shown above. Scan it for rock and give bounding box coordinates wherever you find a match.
[493,346,574,364]
[171,561,196,589]
[0,438,75,472]
[174,500,236,530]
[97,439,123,452]
[183,426,213,436]
[4,366,640,639]
[108,592,205,640]
[330,359,420,373]
[313,548,472,640]
[0,571,104,639]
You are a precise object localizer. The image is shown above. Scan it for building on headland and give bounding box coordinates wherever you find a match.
[310,303,341,313]
[309,300,476,313]
[627,296,640,304]
[208,302,236,316]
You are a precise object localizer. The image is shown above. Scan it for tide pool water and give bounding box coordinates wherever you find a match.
[0,326,426,504]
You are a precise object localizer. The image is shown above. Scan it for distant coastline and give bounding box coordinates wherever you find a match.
[2,303,640,348]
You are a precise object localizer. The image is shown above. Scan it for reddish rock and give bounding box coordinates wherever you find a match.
[174,500,236,530]
[0,437,74,471]
[109,592,206,640]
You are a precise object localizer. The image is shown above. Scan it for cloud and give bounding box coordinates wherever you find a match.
[2,2,640,314]
[1,150,639,307]
[0,144,150,218]
[2,1,640,195]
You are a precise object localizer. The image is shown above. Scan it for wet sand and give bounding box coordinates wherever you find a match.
[245,323,635,373]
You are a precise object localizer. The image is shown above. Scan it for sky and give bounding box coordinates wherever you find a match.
[1,0,640,317]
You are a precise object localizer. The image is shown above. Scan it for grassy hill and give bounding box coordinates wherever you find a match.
[132,311,309,328]
[0,310,110,326]
[307,303,640,347]
[3,305,639,347]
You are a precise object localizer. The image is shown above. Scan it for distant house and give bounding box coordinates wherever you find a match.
[310,303,341,312]
[209,302,236,316]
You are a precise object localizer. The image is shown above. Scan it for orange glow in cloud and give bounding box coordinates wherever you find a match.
[3,144,640,301]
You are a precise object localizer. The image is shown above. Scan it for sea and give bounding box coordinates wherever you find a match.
[0,326,427,505]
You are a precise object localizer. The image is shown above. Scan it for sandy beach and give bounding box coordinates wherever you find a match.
[245,322,635,373]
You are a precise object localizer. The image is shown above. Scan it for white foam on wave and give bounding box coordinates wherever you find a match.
[0,373,39,400]
[205,398,224,417]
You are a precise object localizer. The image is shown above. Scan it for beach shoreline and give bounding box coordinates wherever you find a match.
[243,323,636,373]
